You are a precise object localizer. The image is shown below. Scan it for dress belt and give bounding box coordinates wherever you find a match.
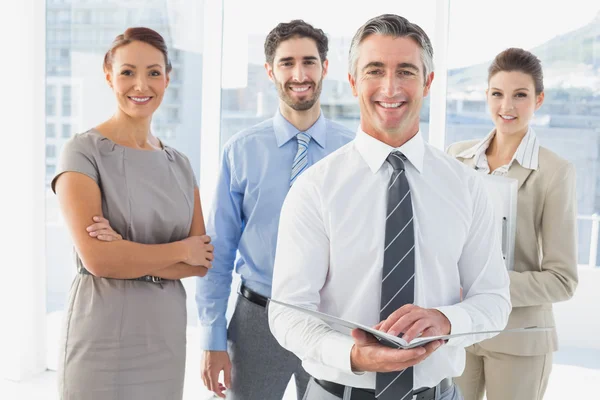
[239,283,269,307]
[78,266,166,284]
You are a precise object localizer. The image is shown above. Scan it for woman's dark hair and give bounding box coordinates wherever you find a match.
[103,27,172,73]
[488,48,544,94]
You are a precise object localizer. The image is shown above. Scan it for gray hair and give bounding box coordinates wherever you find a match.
[348,14,434,82]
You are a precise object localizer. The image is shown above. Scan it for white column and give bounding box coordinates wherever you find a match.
[428,0,450,150]
[0,0,47,381]
[199,0,225,211]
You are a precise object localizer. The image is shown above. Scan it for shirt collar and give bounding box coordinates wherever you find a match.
[273,108,327,148]
[455,129,496,160]
[456,126,540,170]
[355,128,424,174]
[513,127,540,170]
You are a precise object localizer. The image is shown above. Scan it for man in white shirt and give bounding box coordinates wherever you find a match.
[268,14,511,400]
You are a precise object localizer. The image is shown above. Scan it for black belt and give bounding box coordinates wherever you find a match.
[239,283,269,307]
[78,266,167,284]
[315,379,374,400]
[314,377,453,400]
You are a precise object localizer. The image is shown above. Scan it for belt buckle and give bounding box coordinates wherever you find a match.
[151,276,162,283]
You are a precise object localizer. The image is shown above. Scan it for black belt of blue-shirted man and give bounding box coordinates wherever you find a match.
[239,283,269,307]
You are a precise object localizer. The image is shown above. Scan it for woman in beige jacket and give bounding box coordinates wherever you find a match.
[447,48,578,400]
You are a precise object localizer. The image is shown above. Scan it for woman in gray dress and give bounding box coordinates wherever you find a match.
[52,27,213,400]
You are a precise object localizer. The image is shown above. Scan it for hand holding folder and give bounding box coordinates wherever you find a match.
[269,298,551,350]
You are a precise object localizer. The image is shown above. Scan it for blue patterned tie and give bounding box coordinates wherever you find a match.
[290,132,311,186]
[376,151,415,400]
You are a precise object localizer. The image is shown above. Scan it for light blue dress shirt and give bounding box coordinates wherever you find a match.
[195,109,355,351]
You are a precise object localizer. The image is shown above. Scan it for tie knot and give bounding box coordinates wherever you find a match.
[297,132,311,145]
[387,152,406,171]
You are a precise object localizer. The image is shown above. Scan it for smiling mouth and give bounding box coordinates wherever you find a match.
[128,96,152,105]
[376,101,406,109]
[288,84,312,93]
[500,114,516,121]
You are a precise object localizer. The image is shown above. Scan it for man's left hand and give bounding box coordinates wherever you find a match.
[378,304,451,344]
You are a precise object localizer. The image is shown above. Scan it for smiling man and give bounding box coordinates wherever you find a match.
[195,20,354,400]
[268,14,511,400]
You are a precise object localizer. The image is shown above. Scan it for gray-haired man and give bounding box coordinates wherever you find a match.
[269,14,511,400]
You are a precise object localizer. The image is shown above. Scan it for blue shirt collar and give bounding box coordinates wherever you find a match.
[273,108,327,148]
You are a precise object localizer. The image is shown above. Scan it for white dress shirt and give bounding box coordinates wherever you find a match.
[268,128,511,390]
[455,127,540,176]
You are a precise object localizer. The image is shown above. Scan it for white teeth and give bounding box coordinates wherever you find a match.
[500,115,516,120]
[379,102,402,108]
[130,97,150,102]
[290,86,309,92]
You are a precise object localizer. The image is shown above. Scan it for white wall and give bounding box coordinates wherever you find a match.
[0,0,47,381]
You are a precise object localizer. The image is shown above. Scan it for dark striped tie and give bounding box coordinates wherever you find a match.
[376,151,415,400]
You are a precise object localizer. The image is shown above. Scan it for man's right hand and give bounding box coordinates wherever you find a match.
[349,328,443,373]
[201,350,232,398]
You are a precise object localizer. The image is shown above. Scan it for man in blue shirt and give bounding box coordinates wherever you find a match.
[197,20,354,400]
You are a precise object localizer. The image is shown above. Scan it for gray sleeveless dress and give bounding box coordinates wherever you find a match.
[52,129,197,400]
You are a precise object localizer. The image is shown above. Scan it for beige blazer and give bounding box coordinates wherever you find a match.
[448,140,578,356]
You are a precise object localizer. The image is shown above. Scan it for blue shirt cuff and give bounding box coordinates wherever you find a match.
[198,324,228,351]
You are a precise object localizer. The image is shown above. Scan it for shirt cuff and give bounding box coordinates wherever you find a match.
[434,305,472,347]
[319,332,361,375]
[198,324,228,351]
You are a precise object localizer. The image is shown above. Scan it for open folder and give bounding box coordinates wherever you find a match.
[269,299,551,350]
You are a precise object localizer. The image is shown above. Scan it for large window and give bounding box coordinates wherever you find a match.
[445,1,600,266]
[45,0,204,372]
[219,1,437,149]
